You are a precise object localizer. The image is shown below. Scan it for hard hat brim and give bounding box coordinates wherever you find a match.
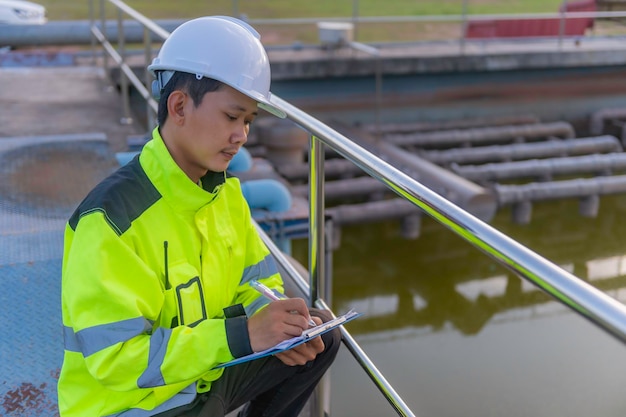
[258,97,286,119]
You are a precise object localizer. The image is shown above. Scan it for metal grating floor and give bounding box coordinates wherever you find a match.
[0,136,117,416]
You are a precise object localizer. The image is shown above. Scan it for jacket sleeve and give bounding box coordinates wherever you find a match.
[61,212,233,392]
[233,198,285,317]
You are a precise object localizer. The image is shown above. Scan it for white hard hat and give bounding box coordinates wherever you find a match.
[148,16,285,118]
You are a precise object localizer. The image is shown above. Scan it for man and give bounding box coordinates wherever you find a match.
[58,16,340,417]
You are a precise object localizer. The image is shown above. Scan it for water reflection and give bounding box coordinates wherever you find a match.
[292,196,626,417]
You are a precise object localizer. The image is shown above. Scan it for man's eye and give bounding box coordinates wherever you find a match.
[226,114,237,121]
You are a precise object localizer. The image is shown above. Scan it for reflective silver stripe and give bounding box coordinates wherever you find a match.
[245,296,270,317]
[63,325,81,352]
[63,317,153,357]
[241,255,279,316]
[240,254,279,285]
[137,327,171,388]
[105,382,197,416]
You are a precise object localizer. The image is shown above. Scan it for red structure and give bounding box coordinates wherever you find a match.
[465,0,596,39]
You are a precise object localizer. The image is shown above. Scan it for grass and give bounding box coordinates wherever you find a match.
[40,0,566,21]
[36,0,572,44]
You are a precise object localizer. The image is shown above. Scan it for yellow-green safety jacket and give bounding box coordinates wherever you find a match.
[58,127,283,416]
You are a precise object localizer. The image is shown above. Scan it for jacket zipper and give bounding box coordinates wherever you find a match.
[163,240,170,290]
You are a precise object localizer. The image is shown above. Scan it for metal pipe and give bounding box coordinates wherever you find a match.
[276,158,362,180]
[365,114,541,135]
[0,19,175,47]
[495,175,626,204]
[374,139,497,221]
[590,107,626,136]
[421,135,622,165]
[271,94,626,346]
[327,198,420,225]
[338,121,497,221]
[452,153,626,182]
[292,176,389,200]
[385,122,575,148]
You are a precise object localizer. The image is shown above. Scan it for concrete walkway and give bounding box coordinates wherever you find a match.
[0,66,144,151]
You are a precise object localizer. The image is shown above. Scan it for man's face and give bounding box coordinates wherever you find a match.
[171,85,258,180]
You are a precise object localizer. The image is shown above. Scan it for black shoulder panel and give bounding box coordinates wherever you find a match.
[68,156,161,235]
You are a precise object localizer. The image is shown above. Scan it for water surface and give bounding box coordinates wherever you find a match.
[294,195,626,417]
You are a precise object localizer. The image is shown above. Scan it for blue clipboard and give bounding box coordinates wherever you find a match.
[213,310,361,369]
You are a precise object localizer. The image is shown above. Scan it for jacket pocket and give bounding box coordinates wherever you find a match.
[168,263,207,328]
[176,276,207,327]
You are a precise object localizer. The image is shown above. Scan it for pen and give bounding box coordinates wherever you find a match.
[250,280,317,327]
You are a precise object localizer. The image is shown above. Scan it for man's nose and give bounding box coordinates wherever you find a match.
[230,124,248,145]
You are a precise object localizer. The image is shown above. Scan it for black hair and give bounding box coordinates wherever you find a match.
[157,72,223,126]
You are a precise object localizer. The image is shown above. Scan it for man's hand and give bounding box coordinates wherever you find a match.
[275,316,325,366]
[247,297,313,352]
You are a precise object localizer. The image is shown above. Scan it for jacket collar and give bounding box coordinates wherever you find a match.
[140,127,226,212]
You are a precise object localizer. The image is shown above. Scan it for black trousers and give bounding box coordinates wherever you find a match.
[157,309,340,417]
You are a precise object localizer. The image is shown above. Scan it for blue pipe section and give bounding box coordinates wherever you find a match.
[241,179,292,213]
[228,147,253,172]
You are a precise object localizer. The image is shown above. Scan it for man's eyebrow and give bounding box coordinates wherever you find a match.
[229,104,258,116]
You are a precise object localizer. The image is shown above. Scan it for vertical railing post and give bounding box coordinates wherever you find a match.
[309,135,326,308]
[374,53,382,141]
[100,0,108,75]
[347,42,382,140]
[144,26,156,129]
[89,0,96,65]
[558,8,566,51]
[308,134,328,417]
[232,0,239,17]
[460,0,469,55]
[118,7,133,125]
[352,0,359,42]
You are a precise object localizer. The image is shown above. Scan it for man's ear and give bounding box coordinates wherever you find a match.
[167,91,187,125]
